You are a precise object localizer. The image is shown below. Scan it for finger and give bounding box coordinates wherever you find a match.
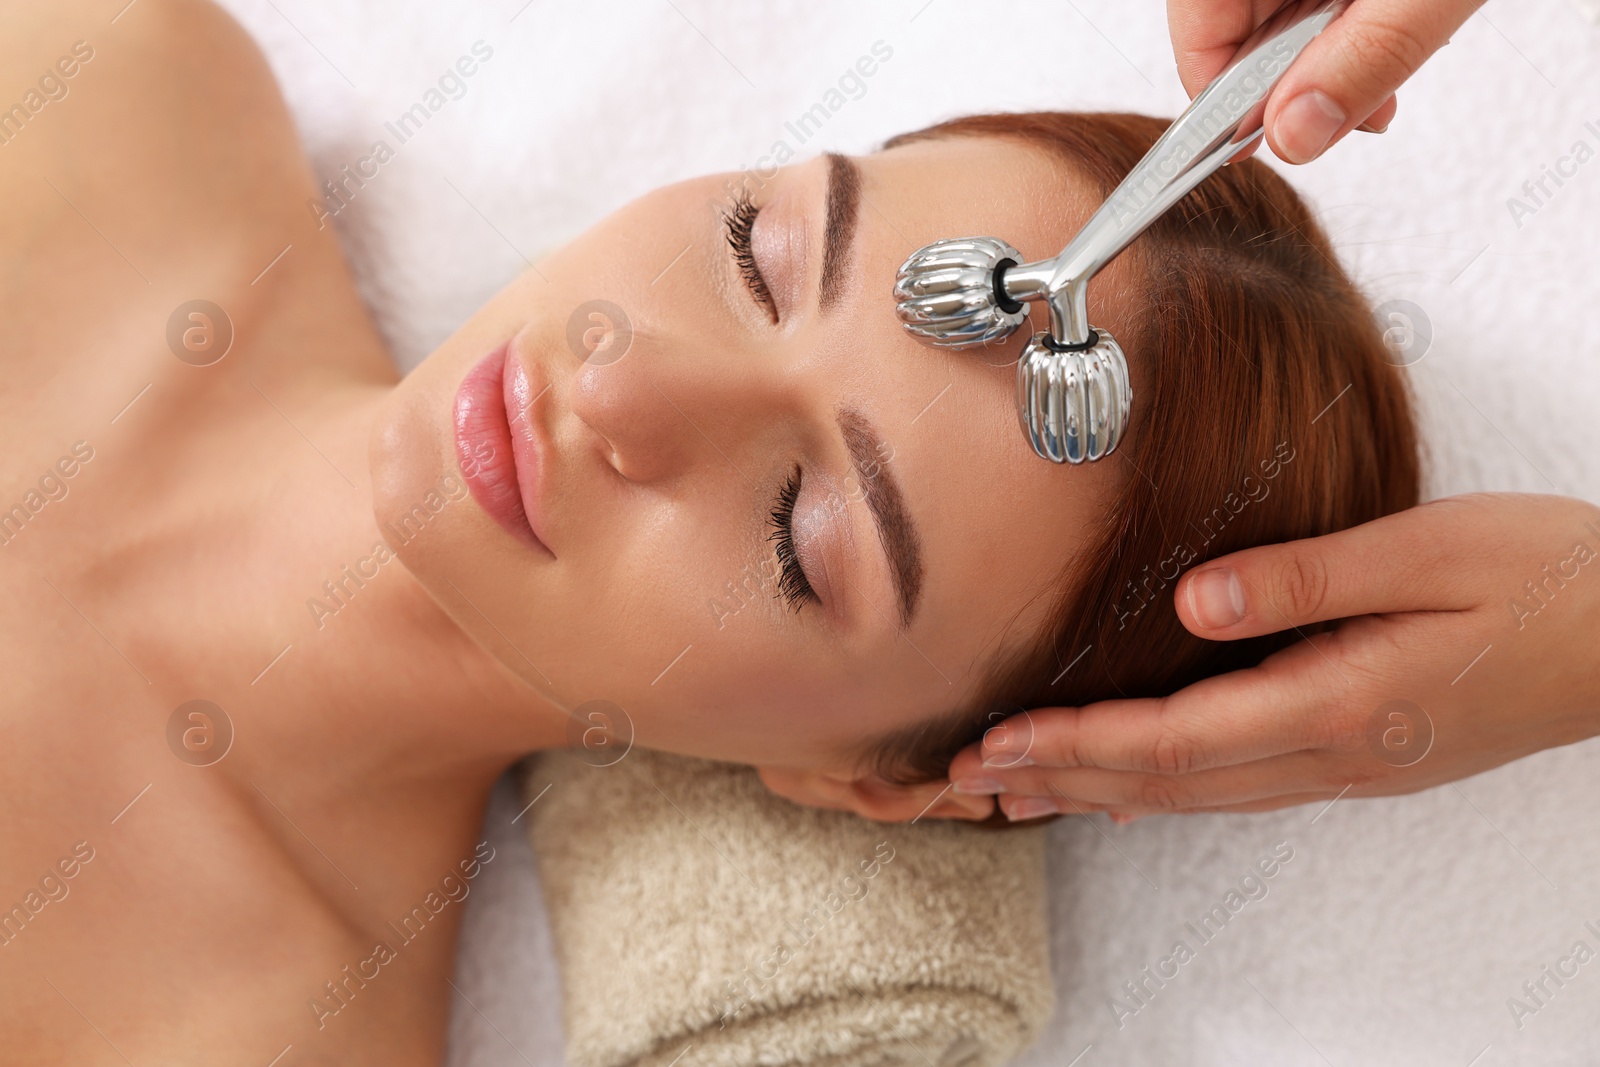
[1174,496,1498,639]
[950,646,1340,782]
[1166,790,1343,815]
[998,787,1341,821]
[974,748,1349,814]
[1356,93,1398,133]
[931,793,996,821]
[922,782,995,821]
[1264,0,1484,163]
[1167,0,1283,96]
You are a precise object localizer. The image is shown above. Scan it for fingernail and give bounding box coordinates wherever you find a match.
[951,777,1005,795]
[1276,90,1345,164]
[982,753,1035,769]
[1188,567,1245,629]
[1356,118,1389,134]
[1005,796,1061,821]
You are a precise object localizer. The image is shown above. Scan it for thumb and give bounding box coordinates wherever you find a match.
[1174,500,1488,638]
[1264,0,1483,164]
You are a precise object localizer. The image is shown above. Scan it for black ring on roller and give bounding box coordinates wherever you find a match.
[1041,329,1100,353]
[991,259,1023,315]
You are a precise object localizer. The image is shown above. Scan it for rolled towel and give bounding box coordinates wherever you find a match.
[520,747,1055,1067]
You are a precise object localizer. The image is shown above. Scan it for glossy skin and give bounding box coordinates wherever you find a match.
[0,1,1133,1061]
[367,103,1163,812]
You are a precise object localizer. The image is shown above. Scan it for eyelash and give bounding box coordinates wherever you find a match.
[727,193,808,612]
[767,465,818,611]
[722,190,778,323]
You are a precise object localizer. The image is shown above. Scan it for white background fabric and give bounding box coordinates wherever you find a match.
[208,1,1600,1062]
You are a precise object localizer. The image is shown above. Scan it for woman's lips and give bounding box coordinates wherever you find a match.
[453,343,553,556]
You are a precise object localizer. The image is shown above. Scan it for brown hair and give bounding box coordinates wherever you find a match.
[862,112,1422,813]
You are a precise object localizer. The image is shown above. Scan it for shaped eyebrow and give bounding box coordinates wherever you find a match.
[837,406,922,625]
[818,152,862,312]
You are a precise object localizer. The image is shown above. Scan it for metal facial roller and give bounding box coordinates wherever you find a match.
[893,0,1352,463]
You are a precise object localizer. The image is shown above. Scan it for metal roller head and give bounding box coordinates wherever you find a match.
[888,0,1349,463]
[1015,330,1131,464]
[892,236,1029,349]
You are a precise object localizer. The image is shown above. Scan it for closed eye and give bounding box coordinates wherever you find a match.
[767,465,818,611]
[722,189,778,324]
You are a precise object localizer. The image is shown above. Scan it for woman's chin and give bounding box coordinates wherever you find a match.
[365,350,562,695]
[368,373,449,551]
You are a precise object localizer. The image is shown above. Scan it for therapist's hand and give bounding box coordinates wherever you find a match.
[949,493,1600,822]
[1168,0,1486,163]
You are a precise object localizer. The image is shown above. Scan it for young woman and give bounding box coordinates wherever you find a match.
[0,0,1415,1063]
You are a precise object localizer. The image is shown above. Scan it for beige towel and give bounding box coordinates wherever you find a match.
[521,747,1055,1067]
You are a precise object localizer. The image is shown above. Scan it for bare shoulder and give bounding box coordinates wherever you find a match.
[0,0,315,208]
[0,0,355,395]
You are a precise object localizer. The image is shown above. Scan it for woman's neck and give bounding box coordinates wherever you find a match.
[240,378,570,766]
[136,374,571,925]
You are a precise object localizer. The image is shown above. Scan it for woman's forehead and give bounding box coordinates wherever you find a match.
[812,138,1132,676]
[861,134,1103,264]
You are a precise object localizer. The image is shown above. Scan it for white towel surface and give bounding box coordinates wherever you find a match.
[207,1,1600,1062]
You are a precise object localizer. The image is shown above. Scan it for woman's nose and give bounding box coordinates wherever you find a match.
[565,326,784,484]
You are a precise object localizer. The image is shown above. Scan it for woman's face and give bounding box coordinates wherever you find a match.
[371,134,1136,777]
